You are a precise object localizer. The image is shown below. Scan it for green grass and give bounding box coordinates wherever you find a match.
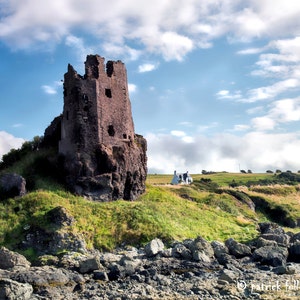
[1,148,299,256]
[146,172,274,186]
[0,184,259,253]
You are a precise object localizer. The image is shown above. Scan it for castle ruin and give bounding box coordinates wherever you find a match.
[49,55,147,201]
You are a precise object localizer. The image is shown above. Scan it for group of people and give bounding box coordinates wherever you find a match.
[171,170,193,185]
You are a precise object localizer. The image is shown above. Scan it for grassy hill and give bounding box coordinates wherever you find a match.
[1,148,300,257]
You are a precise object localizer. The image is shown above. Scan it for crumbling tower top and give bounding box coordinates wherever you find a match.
[59,54,135,156]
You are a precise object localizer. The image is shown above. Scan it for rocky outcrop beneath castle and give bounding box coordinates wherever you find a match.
[1,222,300,299]
[64,134,147,201]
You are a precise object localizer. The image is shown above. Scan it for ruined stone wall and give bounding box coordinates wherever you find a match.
[58,55,147,201]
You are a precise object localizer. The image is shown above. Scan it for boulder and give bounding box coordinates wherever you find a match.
[120,258,142,276]
[211,241,229,259]
[93,270,109,281]
[0,173,26,199]
[218,269,239,284]
[225,238,251,258]
[258,222,285,235]
[289,241,300,262]
[10,266,84,292]
[189,236,214,262]
[107,264,125,281]
[256,237,277,248]
[172,243,192,260]
[79,256,102,274]
[47,206,75,227]
[260,233,290,247]
[0,278,33,300]
[252,246,288,267]
[21,208,87,256]
[144,238,164,257]
[290,232,300,243]
[0,247,31,270]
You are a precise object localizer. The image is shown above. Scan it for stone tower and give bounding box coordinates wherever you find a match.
[58,55,147,201]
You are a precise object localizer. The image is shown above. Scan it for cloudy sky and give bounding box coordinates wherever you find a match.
[1,0,300,174]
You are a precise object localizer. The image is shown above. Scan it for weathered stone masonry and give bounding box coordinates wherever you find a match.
[57,55,147,201]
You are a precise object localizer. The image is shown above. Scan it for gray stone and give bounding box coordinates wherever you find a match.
[21,208,87,256]
[0,247,31,270]
[93,270,109,281]
[256,237,277,248]
[0,278,33,300]
[100,253,122,267]
[259,222,285,235]
[273,265,296,275]
[252,246,288,267]
[161,248,173,257]
[0,173,26,199]
[144,238,164,257]
[211,240,229,258]
[47,206,75,227]
[79,256,102,273]
[219,269,239,283]
[10,265,84,291]
[172,243,192,260]
[260,233,290,247]
[119,256,142,276]
[192,251,211,263]
[225,238,251,258]
[189,236,214,259]
[289,241,300,262]
[291,232,300,243]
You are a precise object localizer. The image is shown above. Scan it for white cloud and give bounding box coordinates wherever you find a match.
[128,83,137,93]
[216,89,242,101]
[65,35,95,63]
[233,124,250,131]
[146,130,300,174]
[41,85,57,95]
[138,63,157,73]
[251,116,276,131]
[41,81,63,95]
[0,131,25,161]
[246,106,264,115]
[171,130,186,137]
[156,31,194,61]
[1,0,300,61]
[242,78,300,103]
[237,47,266,55]
[12,123,24,128]
[269,98,300,122]
[216,90,229,97]
[102,42,141,61]
[197,122,218,132]
[249,37,300,79]
[179,121,193,127]
[247,97,300,132]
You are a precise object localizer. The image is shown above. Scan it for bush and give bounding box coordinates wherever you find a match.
[0,136,43,170]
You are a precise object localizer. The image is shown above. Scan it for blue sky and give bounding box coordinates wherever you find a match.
[1,0,300,173]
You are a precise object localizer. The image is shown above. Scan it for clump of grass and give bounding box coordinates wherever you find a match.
[250,185,297,196]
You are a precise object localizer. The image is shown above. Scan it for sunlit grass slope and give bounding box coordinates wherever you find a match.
[1,147,299,253]
[0,184,259,252]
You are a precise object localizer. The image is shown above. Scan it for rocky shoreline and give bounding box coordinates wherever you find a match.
[1,222,300,299]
